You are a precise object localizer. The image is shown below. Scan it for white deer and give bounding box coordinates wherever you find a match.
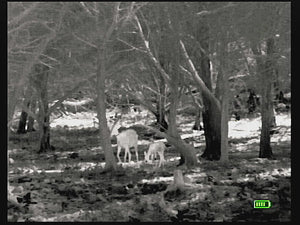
[144,141,166,168]
[116,129,139,163]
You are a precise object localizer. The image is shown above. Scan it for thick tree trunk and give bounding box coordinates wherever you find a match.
[95,2,118,171]
[96,63,117,171]
[202,102,222,160]
[259,38,275,158]
[259,83,273,158]
[39,114,51,152]
[200,57,221,160]
[33,64,52,153]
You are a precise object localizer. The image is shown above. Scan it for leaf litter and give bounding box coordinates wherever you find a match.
[8,111,291,222]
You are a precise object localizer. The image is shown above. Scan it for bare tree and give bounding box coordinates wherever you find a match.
[93,2,140,171]
[132,6,198,167]
[259,38,276,158]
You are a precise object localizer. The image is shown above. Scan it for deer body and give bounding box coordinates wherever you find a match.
[116,129,138,163]
[144,141,165,168]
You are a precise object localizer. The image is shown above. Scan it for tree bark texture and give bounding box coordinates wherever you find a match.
[259,38,275,158]
[95,2,119,171]
[219,39,229,162]
[199,56,221,160]
[32,64,52,153]
[96,54,117,171]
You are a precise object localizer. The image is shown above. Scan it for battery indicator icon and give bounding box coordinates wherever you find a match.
[254,200,272,208]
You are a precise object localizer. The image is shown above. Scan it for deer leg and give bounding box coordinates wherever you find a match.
[135,145,139,162]
[117,146,122,163]
[158,152,164,168]
[128,147,132,162]
[124,147,128,162]
[149,153,153,162]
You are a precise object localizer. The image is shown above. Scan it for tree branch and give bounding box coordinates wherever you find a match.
[134,15,171,83]
[79,2,94,16]
[116,38,147,53]
[186,83,204,110]
[8,2,38,27]
[46,73,96,117]
[179,40,221,110]
[72,33,98,49]
[124,87,157,114]
[196,3,237,17]
[8,21,49,35]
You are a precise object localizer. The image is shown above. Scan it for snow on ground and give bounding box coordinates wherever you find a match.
[228,113,291,139]
[275,113,291,126]
[50,112,97,129]
[50,110,155,130]
[50,111,291,142]
[229,118,260,139]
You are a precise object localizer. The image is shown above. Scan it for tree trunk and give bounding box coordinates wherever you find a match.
[39,114,51,152]
[165,132,198,168]
[168,79,186,167]
[168,68,197,168]
[202,102,222,160]
[259,38,275,158]
[17,110,28,134]
[220,93,229,162]
[33,64,52,153]
[96,60,117,171]
[183,22,222,161]
[167,10,198,167]
[200,57,221,160]
[27,97,37,132]
[219,38,229,163]
[17,81,34,134]
[154,111,169,131]
[179,38,222,160]
[95,2,118,171]
[157,78,169,131]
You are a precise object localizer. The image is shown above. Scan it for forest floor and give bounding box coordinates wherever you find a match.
[8,109,291,222]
